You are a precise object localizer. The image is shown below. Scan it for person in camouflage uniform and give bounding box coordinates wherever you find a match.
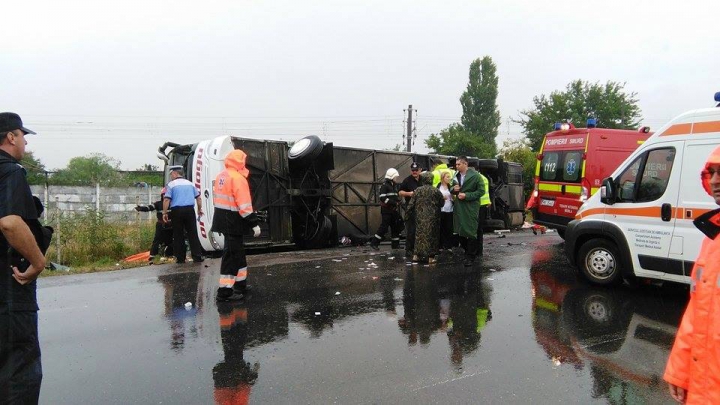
[406,172,444,263]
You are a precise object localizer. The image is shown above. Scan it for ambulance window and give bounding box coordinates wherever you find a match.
[541,153,560,181]
[616,156,642,202]
[562,152,583,182]
[637,148,675,202]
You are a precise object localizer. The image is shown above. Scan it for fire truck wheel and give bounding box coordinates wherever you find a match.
[289,135,324,169]
[478,159,499,170]
[577,239,622,285]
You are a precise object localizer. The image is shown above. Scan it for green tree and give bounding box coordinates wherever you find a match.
[21,151,47,185]
[497,138,537,200]
[426,124,495,157]
[50,153,126,186]
[425,56,501,157]
[518,80,642,151]
[460,56,501,156]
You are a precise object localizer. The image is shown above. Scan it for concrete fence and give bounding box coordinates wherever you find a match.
[31,184,164,223]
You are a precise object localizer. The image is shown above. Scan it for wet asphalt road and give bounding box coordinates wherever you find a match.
[37,230,688,404]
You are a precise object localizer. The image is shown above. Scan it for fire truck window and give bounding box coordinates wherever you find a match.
[637,148,675,202]
[562,152,582,182]
[541,153,560,181]
[616,156,642,202]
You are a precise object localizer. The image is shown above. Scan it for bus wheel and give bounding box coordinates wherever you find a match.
[289,135,324,169]
[577,239,622,285]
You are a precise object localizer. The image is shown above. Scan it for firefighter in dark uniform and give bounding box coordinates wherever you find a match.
[370,168,403,250]
[399,162,422,258]
[212,150,261,302]
[0,113,50,404]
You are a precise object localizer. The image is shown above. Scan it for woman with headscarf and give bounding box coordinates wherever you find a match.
[406,171,444,263]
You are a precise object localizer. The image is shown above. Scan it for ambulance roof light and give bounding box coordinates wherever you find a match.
[715,92,720,106]
[587,118,597,128]
[553,122,562,130]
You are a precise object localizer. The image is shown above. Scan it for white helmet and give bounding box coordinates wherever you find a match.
[385,168,400,180]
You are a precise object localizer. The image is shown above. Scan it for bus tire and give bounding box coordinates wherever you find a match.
[289,135,324,169]
[577,239,622,285]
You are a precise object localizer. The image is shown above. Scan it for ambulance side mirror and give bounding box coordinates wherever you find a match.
[600,177,616,205]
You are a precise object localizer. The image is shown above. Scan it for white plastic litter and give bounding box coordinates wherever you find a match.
[184,302,192,309]
[388,257,395,260]
[115,263,120,266]
[315,312,321,316]
[393,278,403,281]
[315,266,321,269]
[335,292,341,295]
[489,268,497,272]
[332,259,342,262]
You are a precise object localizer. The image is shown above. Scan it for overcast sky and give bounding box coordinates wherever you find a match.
[3,0,718,170]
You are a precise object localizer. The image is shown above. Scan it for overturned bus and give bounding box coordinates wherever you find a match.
[156,135,525,252]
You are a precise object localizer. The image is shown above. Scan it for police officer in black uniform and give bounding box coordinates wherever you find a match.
[370,168,403,250]
[134,187,174,263]
[398,162,422,258]
[0,112,49,404]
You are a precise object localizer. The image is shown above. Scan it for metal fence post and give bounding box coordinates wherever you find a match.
[55,196,61,264]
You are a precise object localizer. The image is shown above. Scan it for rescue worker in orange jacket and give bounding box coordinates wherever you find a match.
[665,144,720,404]
[212,150,261,302]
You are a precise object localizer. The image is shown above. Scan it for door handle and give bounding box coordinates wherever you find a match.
[661,203,672,222]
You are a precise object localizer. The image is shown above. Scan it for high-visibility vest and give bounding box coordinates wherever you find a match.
[432,164,454,188]
[479,174,491,206]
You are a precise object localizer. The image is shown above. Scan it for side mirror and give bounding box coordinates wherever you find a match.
[600,177,616,205]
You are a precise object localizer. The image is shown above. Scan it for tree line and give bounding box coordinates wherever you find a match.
[426,55,642,197]
[22,153,163,187]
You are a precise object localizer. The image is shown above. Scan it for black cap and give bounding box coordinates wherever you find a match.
[0,112,36,135]
[410,162,421,171]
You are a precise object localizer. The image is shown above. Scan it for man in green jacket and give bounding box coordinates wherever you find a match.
[452,156,484,267]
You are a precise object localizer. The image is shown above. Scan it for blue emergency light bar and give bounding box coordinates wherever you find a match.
[715,92,720,102]
[587,118,597,128]
[553,122,562,130]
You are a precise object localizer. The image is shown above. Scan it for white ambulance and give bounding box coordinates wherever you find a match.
[565,93,720,285]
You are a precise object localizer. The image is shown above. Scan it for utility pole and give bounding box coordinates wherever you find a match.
[406,105,413,152]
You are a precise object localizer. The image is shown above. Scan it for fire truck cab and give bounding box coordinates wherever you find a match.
[528,120,651,238]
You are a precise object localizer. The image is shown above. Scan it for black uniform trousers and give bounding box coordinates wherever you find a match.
[440,212,456,249]
[375,211,403,246]
[150,222,174,258]
[170,206,203,262]
[220,234,247,280]
[0,310,42,404]
[477,205,488,256]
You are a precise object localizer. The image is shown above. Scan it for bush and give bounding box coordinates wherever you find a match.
[44,208,155,267]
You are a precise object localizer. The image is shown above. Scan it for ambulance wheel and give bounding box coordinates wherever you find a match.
[289,135,323,169]
[577,239,622,285]
[478,159,499,170]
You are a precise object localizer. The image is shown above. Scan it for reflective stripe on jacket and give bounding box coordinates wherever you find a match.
[211,150,258,235]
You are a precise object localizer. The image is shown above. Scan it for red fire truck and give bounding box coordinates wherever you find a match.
[527,120,651,238]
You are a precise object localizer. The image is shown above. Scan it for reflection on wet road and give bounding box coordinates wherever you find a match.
[38,232,686,404]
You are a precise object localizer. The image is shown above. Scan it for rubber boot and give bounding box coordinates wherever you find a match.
[370,235,381,251]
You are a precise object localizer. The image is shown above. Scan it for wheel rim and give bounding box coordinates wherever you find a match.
[585,248,617,280]
[289,138,312,157]
[585,296,609,323]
